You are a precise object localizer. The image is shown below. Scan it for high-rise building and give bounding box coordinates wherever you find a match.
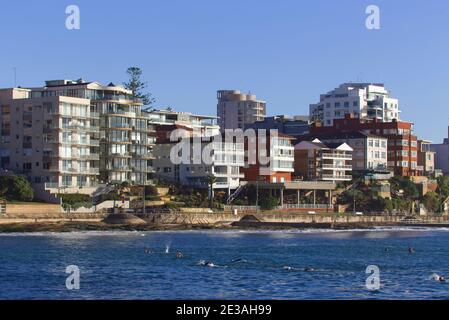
[0,79,157,201]
[217,90,266,130]
[310,83,400,126]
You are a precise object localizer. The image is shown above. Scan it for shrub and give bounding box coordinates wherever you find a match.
[260,196,279,210]
[59,194,93,211]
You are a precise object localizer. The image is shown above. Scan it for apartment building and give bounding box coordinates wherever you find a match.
[241,131,295,183]
[417,140,435,176]
[310,114,419,177]
[246,115,311,138]
[430,129,449,175]
[217,90,266,130]
[153,130,245,195]
[294,139,353,182]
[310,83,400,126]
[296,131,388,173]
[0,87,99,200]
[0,79,157,200]
[151,109,220,136]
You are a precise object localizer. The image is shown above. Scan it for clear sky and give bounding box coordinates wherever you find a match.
[1,0,448,142]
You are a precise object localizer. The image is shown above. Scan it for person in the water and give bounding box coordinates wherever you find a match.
[144,247,152,254]
[408,247,415,254]
[176,250,184,258]
[199,260,215,267]
[433,274,446,282]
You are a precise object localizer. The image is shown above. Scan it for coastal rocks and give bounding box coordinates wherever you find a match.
[102,213,147,226]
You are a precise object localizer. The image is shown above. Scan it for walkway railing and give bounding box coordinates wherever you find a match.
[277,204,333,210]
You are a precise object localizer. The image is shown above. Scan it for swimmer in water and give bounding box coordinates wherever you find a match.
[433,274,446,282]
[408,247,415,254]
[144,247,152,254]
[199,260,215,267]
[176,250,184,259]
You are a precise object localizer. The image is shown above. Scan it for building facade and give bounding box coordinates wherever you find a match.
[153,131,245,194]
[417,140,435,176]
[310,115,419,177]
[217,90,266,130]
[294,139,353,182]
[245,115,310,138]
[297,131,388,173]
[0,79,157,200]
[310,83,400,126]
[241,131,295,183]
[430,128,449,175]
[151,109,220,136]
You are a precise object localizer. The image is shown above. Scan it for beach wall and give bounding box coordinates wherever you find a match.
[0,212,107,224]
[146,212,449,225]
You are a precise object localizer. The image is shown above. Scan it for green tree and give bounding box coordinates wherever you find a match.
[0,175,34,201]
[390,176,419,199]
[437,176,449,198]
[123,67,155,108]
[422,191,440,213]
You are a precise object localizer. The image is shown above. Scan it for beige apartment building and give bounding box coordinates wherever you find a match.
[0,79,157,201]
[217,90,266,130]
[417,140,435,176]
[294,139,353,182]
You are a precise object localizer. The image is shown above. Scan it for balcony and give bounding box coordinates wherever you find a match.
[322,164,352,170]
[322,174,352,181]
[45,182,100,190]
[322,153,352,160]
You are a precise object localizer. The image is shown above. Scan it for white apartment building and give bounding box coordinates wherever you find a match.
[303,132,388,173]
[0,79,157,201]
[153,133,245,195]
[217,90,266,130]
[310,83,401,126]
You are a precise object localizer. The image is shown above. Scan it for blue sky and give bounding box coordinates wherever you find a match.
[1,0,449,142]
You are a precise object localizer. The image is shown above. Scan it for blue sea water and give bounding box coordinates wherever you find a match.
[0,228,449,300]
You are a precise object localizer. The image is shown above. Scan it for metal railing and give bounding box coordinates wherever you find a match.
[278,204,333,210]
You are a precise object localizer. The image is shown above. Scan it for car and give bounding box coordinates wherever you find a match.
[355,212,364,216]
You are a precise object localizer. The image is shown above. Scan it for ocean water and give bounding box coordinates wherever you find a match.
[0,228,449,300]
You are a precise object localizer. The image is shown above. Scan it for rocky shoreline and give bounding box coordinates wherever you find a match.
[0,220,448,233]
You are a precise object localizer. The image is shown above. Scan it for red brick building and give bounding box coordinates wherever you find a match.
[310,114,419,177]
